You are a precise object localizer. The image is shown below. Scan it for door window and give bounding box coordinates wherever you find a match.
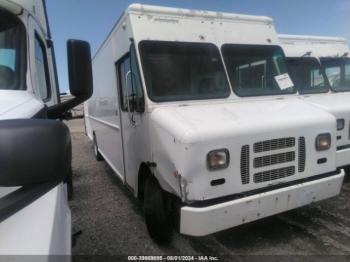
[34,34,50,100]
[0,10,26,90]
[117,55,131,111]
[116,47,144,112]
[130,45,144,112]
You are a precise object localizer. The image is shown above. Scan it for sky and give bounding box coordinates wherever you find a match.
[46,0,350,92]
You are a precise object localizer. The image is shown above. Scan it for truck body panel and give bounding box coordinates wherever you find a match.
[0,185,71,255]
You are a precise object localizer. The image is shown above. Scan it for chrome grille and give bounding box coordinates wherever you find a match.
[254,137,295,153]
[298,137,306,173]
[254,151,295,168]
[240,145,250,185]
[254,166,295,183]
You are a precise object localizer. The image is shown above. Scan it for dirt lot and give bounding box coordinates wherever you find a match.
[67,119,350,260]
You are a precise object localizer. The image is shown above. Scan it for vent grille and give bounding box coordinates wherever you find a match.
[254,137,295,153]
[254,151,295,168]
[298,137,306,172]
[240,145,250,185]
[240,137,303,185]
[254,166,295,183]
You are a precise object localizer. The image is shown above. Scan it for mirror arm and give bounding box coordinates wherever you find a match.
[47,93,90,119]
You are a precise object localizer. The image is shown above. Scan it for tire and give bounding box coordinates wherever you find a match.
[144,175,172,243]
[66,166,74,201]
[64,141,73,201]
[93,134,103,161]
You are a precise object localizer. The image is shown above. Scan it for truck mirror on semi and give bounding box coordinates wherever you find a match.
[84,4,345,243]
[0,0,92,255]
[48,40,93,119]
[279,34,350,170]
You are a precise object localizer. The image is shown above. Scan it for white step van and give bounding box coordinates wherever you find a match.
[279,34,350,168]
[0,0,92,256]
[85,4,344,242]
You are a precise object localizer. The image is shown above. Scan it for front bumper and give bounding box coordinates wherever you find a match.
[180,170,345,236]
[336,146,350,167]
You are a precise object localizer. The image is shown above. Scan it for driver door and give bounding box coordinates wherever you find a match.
[116,44,144,191]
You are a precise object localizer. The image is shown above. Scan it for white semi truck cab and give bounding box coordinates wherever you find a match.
[0,0,93,255]
[85,4,344,242]
[279,34,350,168]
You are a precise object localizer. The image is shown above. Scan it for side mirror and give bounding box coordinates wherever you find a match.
[0,119,71,186]
[48,39,93,119]
[67,39,93,98]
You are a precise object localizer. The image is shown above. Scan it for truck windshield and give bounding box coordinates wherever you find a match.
[139,41,230,102]
[0,10,26,91]
[222,44,295,97]
[286,57,329,94]
[321,58,350,92]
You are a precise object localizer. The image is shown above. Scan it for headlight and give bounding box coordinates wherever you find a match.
[207,149,230,170]
[337,119,345,131]
[315,133,331,151]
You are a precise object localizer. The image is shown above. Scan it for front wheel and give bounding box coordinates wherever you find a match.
[144,175,172,243]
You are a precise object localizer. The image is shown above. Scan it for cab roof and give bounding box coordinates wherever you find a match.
[127,3,273,24]
[279,34,349,58]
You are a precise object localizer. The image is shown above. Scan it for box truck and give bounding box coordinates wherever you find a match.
[0,0,92,255]
[279,34,350,168]
[85,4,344,242]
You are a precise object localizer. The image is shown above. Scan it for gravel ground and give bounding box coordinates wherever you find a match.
[67,119,350,260]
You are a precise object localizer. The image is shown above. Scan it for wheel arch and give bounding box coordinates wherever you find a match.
[137,162,151,200]
[136,162,174,200]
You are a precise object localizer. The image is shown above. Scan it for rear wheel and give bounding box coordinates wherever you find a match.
[144,175,172,243]
[93,134,103,161]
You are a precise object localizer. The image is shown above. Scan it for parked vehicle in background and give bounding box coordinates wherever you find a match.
[0,0,92,255]
[85,4,344,242]
[279,34,350,169]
